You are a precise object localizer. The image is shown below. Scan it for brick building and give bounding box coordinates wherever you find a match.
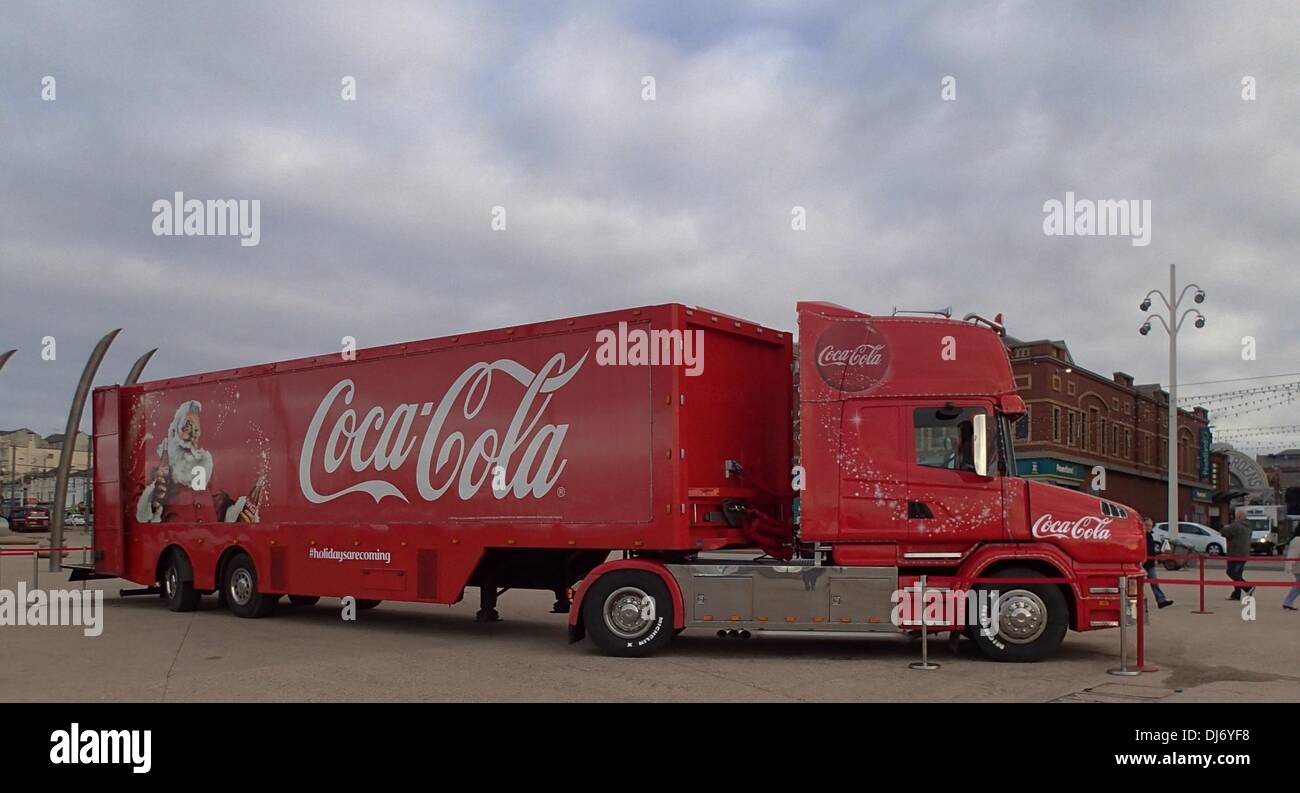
[1006,338,1219,525]
[1257,449,1300,495]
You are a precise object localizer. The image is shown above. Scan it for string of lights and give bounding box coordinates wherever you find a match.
[1206,392,1297,420]
[1211,424,1300,438]
[1177,380,1300,405]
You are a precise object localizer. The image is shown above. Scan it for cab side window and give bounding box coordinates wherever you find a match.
[913,407,987,472]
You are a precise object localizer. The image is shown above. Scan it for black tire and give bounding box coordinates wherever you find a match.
[970,566,1069,663]
[222,552,276,618]
[288,595,320,606]
[160,550,200,612]
[356,599,381,610]
[582,570,676,657]
[1206,543,1223,556]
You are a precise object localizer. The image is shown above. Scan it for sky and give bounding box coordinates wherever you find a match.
[1,1,1298,452]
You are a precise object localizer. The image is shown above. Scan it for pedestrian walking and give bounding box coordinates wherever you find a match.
[1283,530,1300,612]
[1143,517,1173,608]
[1221,508,1253,601]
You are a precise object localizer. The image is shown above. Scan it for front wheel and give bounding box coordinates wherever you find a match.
[582,570,676,657]
[970,567,1068,662]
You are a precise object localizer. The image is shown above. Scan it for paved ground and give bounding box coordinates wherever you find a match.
[1,533,1297,702]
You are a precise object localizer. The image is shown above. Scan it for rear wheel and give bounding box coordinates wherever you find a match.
[971,567,1068,662]
[223,552,276,618]
[582,570,676,657]
[1206,543,1223,556]
[160,550,200,612]
[288,595,320,606]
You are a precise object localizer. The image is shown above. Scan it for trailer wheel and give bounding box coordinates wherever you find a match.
[583,570,675,657]
[223,552,277,619]
[160,550,200,613]
[288,595,320,606]
[970,567,1068,663]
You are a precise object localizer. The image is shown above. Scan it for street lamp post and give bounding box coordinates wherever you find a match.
[1139,263,1206,541]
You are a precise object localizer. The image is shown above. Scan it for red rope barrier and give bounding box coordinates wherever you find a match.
[1150,553,1300,562]
[0,546,91,556]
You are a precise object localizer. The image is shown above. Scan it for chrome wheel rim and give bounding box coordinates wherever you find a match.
[603,586,655,639]
[165,568,179,598]
[997,589,1048,644]
[230,568,254,606]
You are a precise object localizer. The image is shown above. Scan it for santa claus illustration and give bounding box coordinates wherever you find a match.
[136,400,261,524]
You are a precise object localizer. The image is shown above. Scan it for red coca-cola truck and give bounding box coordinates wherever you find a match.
[85,301,1144,661]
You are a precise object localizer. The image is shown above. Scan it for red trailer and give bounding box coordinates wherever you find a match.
[85,301,1144,661]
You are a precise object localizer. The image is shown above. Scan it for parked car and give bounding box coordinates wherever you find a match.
[7,506,51,532]
[0,516,8,533]
[66,513,86,527]
[1153,521,1226,556]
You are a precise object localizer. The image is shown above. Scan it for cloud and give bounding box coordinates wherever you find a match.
[1,0,1297,450]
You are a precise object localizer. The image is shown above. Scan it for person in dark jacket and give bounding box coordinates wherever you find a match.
[1143,517,1173,608]
[1221,509,1254,601]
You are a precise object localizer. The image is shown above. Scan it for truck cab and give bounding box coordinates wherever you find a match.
[572,302,1145,662]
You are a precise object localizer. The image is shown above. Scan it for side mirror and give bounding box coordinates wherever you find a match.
[973,413,989,477]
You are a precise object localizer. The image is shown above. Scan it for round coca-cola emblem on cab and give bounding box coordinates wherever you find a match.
[814,321,890,392]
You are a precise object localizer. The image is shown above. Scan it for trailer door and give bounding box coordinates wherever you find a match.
[92,387,125,576]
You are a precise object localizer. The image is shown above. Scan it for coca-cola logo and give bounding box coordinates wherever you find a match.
[298,352,587,505]
[813,321,890,392]
[1031,514,1114,541]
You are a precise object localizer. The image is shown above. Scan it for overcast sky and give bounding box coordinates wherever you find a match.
[2,1,1298,451]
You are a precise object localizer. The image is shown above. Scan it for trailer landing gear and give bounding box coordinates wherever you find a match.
[476,586,504,622]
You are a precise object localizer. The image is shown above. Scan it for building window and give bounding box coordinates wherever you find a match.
[1014,375,1031,390]
[1015,410,1030,441]
[1052,375,1061,392]
[1053,407,1061,442]
[1124,429,1131,460]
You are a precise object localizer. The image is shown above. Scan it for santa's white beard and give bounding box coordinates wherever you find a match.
[163,438,212,489]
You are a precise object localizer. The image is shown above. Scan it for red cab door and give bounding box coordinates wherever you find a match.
[902,402,1007,556]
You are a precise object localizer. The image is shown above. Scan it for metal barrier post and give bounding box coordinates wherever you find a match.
[1108,575,1140,676]
[1136,573,1157,672]
[32,551,39,589]
[1192,554,1212,614]
[909,575,940,671]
